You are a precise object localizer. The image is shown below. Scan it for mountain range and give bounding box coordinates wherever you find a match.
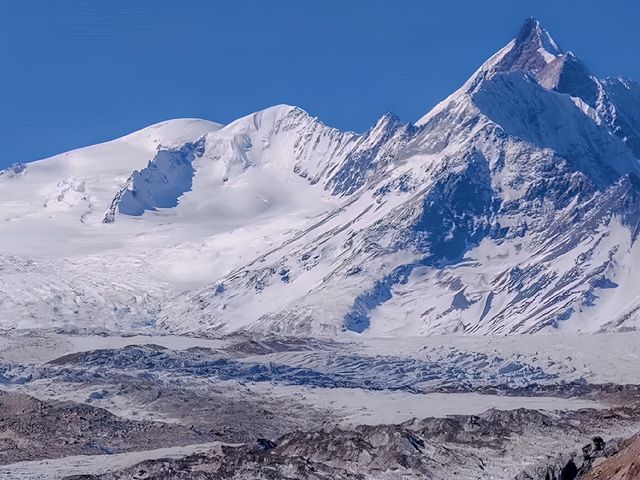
[2,17,640,337]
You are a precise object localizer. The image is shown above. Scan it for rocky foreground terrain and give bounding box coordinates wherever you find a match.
[70,411,640,480]
[582,436,640,480]
[0,329,638,479]
[58,429,640,480]
[0,391,215,464]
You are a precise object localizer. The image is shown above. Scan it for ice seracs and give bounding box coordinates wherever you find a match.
[1,18,640,337]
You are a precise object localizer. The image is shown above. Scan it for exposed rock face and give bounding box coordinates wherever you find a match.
[0,163,27,178]
[494,17,562,75]
[537,53,600,107]
[0,391,214,464]
[518,436,610,480]
[582,435,640,480]
[517,434,640,480]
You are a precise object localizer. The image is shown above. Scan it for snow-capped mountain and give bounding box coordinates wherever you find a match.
[1,18,640,336]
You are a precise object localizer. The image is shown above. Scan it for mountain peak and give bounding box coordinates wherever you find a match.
[494,17,562,75]
[515,17,541,38]
[372,111,401,131]
[516,17,561,52]
[439,17,566,102]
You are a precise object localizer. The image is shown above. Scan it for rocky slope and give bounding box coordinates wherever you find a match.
[57,408,640,480]
[0,391,214,464]
[583,435,640,480]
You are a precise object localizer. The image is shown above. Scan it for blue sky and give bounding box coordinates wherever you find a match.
[0,0,639,168]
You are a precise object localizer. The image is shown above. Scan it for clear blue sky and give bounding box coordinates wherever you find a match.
[1,0,639,168]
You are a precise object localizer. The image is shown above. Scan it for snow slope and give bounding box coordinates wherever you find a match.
[1,18,640,336]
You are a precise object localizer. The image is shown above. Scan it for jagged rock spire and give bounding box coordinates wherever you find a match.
[494,17,563,75]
